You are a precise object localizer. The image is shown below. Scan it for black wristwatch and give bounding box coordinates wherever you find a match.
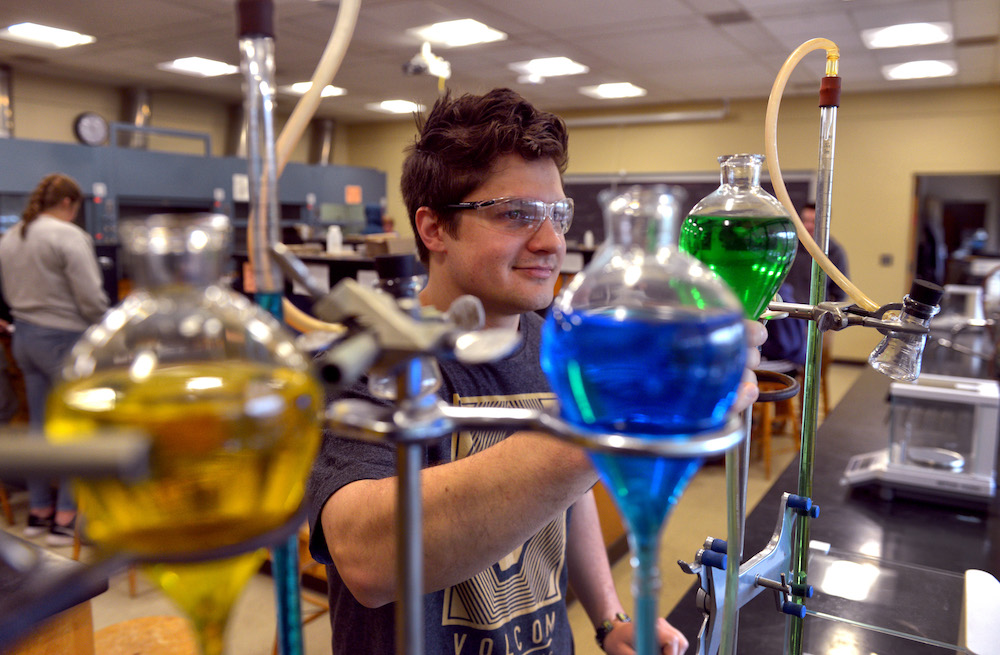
[595,612,631,651]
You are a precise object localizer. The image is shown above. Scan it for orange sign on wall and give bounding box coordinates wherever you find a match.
[345,185,362,205]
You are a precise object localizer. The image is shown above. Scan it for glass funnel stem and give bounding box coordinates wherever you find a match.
[629,532,663,655]
[590,453,700,655]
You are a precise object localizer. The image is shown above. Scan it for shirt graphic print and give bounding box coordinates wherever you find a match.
[442,390,566,655]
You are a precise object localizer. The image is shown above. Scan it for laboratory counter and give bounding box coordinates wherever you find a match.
[667,362,1000,653]
[0,532,108,654]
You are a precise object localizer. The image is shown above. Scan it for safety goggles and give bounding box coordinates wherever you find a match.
[445,197,574,235]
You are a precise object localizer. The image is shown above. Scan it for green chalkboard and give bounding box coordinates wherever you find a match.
[563,174,812,247]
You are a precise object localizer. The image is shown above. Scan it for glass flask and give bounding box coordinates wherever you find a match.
[367,254,441,400]
[46,213,323,655]
[679,153,798,319]
[869,279,944,381]
[540,185,747,655]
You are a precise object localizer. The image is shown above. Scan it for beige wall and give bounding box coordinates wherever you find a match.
[9,71,312,161]
[8,68,1000,360]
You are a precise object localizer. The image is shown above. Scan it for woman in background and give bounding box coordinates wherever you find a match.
[0,173,109,546]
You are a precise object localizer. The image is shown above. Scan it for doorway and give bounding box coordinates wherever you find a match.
[914,175,1000,286]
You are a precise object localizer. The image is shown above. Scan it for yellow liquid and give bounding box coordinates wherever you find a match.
[143,549,268,655]
[46,361,322,556]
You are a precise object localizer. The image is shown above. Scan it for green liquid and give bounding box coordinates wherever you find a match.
[679,214,798,318]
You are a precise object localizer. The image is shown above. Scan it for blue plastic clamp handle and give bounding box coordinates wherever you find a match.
[700,550,727,570]
[787,495,812,511]
[782,601,807,618]
[809,505,821,519]
[790,583,814,598]
[709,538,728,554]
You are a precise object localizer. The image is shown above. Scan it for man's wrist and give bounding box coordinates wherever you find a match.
[594,611,631,651]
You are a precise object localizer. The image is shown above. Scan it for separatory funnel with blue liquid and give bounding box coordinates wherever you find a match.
[541,185,748,655]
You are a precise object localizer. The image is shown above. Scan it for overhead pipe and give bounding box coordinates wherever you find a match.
[0,64,12,138]
[225,103,249,157]
[120,87,151,148]
[309,118,336,165]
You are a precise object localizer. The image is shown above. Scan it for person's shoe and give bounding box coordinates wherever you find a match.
[23,514,53,537]
[46,519,76,547]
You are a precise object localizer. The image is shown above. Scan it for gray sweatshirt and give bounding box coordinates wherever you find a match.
[0,214,109,332]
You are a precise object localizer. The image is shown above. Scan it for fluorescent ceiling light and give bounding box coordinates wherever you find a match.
[508,57,589,79]
[407,19,507,48]
[862,22,952,49]
[366,100,425,114]
[0,22,95,49]
[156,57,239,78]
[882,59,957,80]
[283,82,346,97]
[579,82,647,99]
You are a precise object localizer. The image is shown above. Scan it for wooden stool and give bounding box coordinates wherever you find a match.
[0,481,13,525]
[752,369,802,479]
[94,616,198,655]
[1,330,29,525]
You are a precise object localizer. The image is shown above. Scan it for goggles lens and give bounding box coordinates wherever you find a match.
[447,197,574,234]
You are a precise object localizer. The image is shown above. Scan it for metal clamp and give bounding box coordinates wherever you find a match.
[678,492,820,655]
[766,300,929,336]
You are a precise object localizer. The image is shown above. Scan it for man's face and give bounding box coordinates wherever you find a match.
[801,207,816,235]
[431,154,567,323]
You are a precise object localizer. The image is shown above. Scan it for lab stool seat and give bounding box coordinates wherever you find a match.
[94,615,198,655]
[753,361,802,479]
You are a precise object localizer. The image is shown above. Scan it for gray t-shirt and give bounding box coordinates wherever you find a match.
[0,215,109,331]
[307,311,575,655]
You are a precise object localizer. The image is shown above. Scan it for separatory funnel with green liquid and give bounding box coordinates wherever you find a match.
[680,153,798,319]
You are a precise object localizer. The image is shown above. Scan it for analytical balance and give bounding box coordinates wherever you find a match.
[842,373,999,504]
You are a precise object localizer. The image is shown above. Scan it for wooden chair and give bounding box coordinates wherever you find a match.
[1,330,29,525]
[0,483,12,526]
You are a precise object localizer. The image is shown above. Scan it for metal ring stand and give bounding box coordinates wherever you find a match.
[325,397,748,655]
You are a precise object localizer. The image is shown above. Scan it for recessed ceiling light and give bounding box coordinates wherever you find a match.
[862,22,952,49]
[407,19,507,48]
[579,82,647,99]
[0,22,95,49]
[283,82,346,97]
[882,59,957,80]
[508,57,589,79]
[365,100,425,114]
[156,57,239,78]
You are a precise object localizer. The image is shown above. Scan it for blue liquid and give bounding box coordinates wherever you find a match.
[540,306,746,438]
[591,452,701,538]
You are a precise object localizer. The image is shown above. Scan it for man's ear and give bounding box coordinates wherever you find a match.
[415,207,448,255]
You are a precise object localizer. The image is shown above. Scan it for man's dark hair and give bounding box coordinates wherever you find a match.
[400,88,569,264]
[802,201,816,211]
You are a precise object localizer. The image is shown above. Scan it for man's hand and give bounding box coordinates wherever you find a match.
[730,319,766,414]
[0,319,10,333]
[603,616,689,655]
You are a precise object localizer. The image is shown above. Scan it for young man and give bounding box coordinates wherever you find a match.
[307,88,765,654]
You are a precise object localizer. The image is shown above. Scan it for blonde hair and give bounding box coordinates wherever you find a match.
[21,173,83,238]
